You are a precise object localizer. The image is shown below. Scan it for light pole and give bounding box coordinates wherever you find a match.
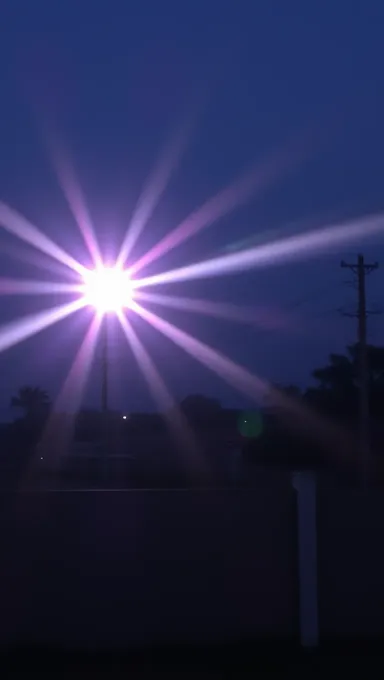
[101,316,108,416]
[101,317,109,460]
[80,263,133,461]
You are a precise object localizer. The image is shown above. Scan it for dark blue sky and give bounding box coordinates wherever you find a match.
[0,1,384,414]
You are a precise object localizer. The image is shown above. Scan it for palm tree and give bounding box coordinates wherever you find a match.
[10,386,51,423]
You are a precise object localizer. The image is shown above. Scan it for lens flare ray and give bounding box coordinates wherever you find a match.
[118,311,175,413]
[132,301,353,456]
[0,202,87,276]
[0,278,84,296]
[117,311,204,473]
[50,314,102,413]
[47,139,103,268]
[129,143,304,276]
[117,119,193,268]
[38,313,102,467]
[0,238,84,281]
[132,301,269,401]
[134,290,294,331]
[0,298,86,355]
[134,212,384,288]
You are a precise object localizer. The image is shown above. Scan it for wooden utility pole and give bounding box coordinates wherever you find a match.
[341,254,378,487]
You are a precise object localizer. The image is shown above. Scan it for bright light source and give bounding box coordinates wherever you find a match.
[82,266,133,314]
[122,415,127,420]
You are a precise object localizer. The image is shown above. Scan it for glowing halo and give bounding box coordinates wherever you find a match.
[81,265,134,314]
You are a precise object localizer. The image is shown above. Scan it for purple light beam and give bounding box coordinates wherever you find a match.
[134,212,384,288]
[0,202,87,276]
[118,311,205,475]
[134,289,296,332]
[0,297,86,355]
[132,301,353,458]
[116,118,194,268]
[46,137,103,268]
[129,143,302,276]
[38,313,102,467]
[0,278,83,296]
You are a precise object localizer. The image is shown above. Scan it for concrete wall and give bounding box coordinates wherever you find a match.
[0,474,297,648]
[318,485,384,637]
[5,466,384,645]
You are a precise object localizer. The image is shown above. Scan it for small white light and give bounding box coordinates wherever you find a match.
[40,456,44,460]
[122,415,127,420]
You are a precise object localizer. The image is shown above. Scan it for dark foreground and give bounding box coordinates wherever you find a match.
[2,640,384,676]
[2,483,384,675]
[0,484,297,648]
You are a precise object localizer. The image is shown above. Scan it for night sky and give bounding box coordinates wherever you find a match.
[0,2,384,417]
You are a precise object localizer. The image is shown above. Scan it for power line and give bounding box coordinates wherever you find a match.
[340,254,379,488]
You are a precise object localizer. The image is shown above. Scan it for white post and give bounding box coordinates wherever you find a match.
[291,470,319,648]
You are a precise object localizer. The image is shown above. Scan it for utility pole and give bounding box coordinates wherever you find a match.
[101,318,109,462]
[341,254,378,487]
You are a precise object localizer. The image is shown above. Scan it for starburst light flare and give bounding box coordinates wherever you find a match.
[81,265,134,314]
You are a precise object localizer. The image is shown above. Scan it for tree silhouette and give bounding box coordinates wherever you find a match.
[305,343,384,423]
[180,394,222,427]
[10,386,51,423]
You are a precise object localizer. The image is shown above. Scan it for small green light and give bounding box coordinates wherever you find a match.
[237,410,263,439]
